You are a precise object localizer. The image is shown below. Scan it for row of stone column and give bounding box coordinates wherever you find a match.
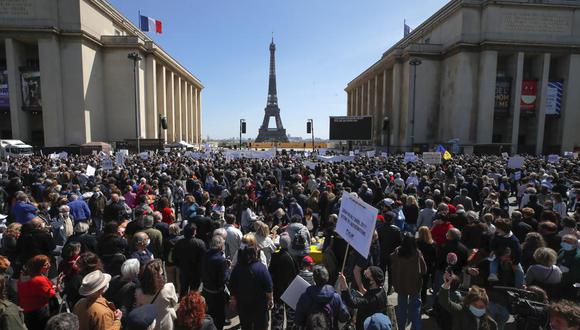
[146,57,201,145]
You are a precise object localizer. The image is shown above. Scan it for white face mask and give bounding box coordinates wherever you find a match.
[145,239,151,247]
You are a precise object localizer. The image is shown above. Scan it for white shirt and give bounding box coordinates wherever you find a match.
[225,224,243,260]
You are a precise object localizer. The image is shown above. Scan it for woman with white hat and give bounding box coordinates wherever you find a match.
[73,269,122,330]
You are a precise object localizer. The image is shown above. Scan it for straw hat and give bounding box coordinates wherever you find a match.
[79,270,111,296]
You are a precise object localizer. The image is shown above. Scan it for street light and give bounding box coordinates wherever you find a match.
[383,116,390,156]
[307,119,314,150]
[128,52,143,154]
[409,58,422,149]
[239,119,246,149]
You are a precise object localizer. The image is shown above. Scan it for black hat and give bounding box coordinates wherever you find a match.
[127,304,157,330]
[367,266,384,286]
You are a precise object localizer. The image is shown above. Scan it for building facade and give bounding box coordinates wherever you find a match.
[345,0,580,154]
[0,0,203,147]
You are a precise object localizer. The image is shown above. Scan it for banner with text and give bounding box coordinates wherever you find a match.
[336,193,378,258]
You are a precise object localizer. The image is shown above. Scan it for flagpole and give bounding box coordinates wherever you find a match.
[138,10,141,30]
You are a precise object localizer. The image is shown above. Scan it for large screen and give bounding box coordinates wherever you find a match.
[329,116,372,140]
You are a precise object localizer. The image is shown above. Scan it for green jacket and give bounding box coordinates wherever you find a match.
[438,287,498,330]
[557,248,580,289]
[0,299,27,330]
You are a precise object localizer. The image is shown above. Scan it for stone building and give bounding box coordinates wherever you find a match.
[345,0,580,154]
[0,0,203,147]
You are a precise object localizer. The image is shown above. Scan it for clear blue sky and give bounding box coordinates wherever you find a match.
[109,0,448,139]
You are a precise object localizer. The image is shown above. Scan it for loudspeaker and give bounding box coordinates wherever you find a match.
[382,117,390,131]
[160,117,168,130]
[241,122,246,134]
[306,122,312,134]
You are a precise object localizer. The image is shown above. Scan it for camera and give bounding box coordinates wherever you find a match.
[491,286,549,330]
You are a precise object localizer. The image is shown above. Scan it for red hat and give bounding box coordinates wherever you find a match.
[302,256,314,265]
[376,214,385,222]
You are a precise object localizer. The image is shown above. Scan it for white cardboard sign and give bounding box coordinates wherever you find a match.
[508,156,524,169]
[336,193,378,258]
[85,165,96,177]
[102,158,113,171]
[280,275,311,310]
[423,152,442,165]
[115,153,125,166]
[404,152,417,163]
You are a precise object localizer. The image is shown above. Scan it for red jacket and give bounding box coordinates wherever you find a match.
[431,221,454,246]
[18,275,55,312]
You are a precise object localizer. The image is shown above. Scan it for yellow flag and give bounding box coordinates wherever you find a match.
[443,150,452,160]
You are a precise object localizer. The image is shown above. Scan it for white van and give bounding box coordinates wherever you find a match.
[0,139,34,157]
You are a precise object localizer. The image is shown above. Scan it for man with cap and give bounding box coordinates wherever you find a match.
[338,266,389,330]
[73,270,122,330]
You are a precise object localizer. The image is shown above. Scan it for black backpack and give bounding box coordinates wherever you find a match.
[306,301,334,330]
[291,229,307,251]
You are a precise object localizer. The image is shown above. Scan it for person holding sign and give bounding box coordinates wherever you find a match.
[337,266,389,330]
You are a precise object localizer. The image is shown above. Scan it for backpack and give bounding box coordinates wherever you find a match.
[306,301,334,330]
[292,229,307,251]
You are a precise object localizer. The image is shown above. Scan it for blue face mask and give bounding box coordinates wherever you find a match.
[561,242,576,251]
[469,305,486,318]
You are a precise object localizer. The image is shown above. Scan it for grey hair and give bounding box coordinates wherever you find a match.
[58,205,70,212]
[213,228,227,239]
[74,222,89,234]
[121,259,140,280]
[152,211,163,222]
[143,215,154,227]
[210,235,225,250]
[425,199,434,208]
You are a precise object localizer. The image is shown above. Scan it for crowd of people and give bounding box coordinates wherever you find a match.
[0,150,579,330]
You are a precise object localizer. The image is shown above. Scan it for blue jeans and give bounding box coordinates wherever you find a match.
[396,294,422,330]
[489,259,525,288]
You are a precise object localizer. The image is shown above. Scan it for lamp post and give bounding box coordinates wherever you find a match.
[383,116,390,156]
[128,52,143,154]
[239,119,246,150]
[409,58,422,150]
[307,119,314,150]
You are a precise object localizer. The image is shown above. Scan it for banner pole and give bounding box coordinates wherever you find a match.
[341,244,350,273]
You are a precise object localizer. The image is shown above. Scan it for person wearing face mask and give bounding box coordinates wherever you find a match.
[338,266,388,330]
[73,269,122,330]
[131,232,154,267]
[557,234,580,299]
[439,272,497,330]
[547,300,580,330]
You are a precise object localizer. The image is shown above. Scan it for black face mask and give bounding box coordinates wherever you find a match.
[362,275,373,291]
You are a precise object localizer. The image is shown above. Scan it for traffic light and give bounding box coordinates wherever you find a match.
[160,116,168,129]
[241,121,246,134]
[307,121,312,134]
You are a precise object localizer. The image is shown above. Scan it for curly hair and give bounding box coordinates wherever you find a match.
[176,292,206,330]
[139,259,164,295]
[548,300,580,327]
[4,223,22,239]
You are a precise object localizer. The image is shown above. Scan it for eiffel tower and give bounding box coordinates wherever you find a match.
[255,37,289,142]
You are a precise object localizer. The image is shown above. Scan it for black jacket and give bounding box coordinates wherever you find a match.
[269,248,298,300]
[341,287,388,330]
[377,223,402,260]
[16,227,55,264]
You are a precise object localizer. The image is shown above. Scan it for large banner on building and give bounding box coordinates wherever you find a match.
[494,77,511,113]
[545,80,563,116]
[0,71,8,108]
[520,80,537,113]
[21,71,42,109]
[329,116,372,140]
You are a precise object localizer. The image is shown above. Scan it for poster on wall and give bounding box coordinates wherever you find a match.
[545,80,563,116]
[494,77,511,113]
[520,80,537,113]
[0,71,8,108]
[21,71,42,109]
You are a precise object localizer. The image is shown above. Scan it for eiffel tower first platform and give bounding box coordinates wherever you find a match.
[255,37,289,142]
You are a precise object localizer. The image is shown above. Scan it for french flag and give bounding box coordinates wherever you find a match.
[140,15,162,34]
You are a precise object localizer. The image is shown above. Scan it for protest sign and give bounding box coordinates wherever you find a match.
[59,151,68,160]
[514,171,522,181]
[366,150,375,157]
[85,165,96,177]
[118,149,129,156]
[138,152,149,160]
[423,152,442,165]
[404,152,417,163]
[336,193,378,259]
[318,148,327,156]
[349,151,355,156]
[164,148,171,153]
[102,158,113,171]
[502,152,509,159]
[507,156,524,169]
[115,152,125,167]
[547,154,559,163]
[280,275,311,310]
[380,152,388,158]
[304,161,317,170]
[49,153,59,160]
